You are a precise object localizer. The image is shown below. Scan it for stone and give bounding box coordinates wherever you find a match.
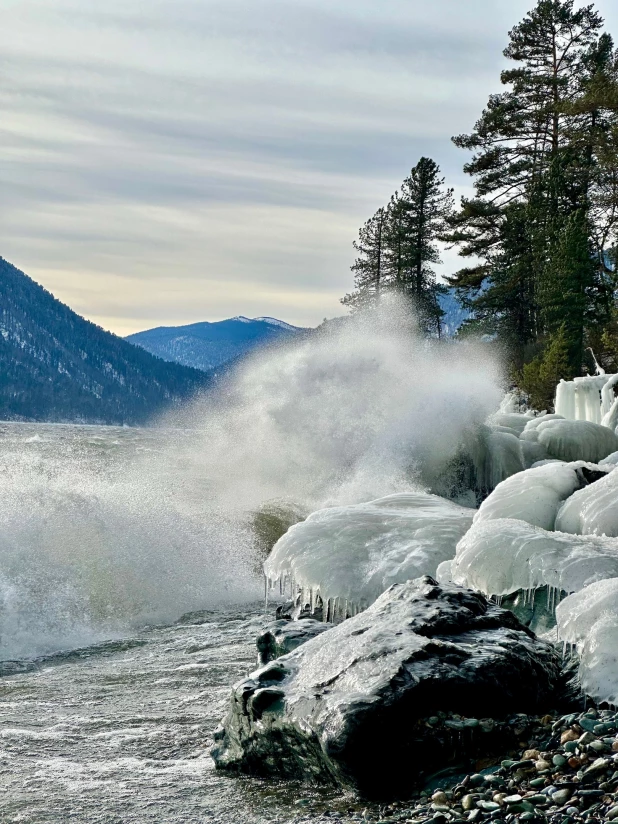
[256,618,333,665]
[561,730,579,744]
[212,577,562,798]
[551,789,572,806]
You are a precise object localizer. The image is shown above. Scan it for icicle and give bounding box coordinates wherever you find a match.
[264,575,269,611]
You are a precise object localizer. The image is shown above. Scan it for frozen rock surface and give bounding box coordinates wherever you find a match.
[473,461,607,531]
[256,618,332,665]
[556,467,618,537]
[448,518,618,598]
[264,493,474,613]
[212,577,562,797]
[557,578,618,705]
[536,419,618,464]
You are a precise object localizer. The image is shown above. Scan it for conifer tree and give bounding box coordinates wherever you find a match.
[397,158,454,335]
[448,0,614,375]
[341,207,388,312]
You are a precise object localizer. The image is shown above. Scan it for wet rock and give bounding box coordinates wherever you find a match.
[212,577,562,797]
[256,618,333,665]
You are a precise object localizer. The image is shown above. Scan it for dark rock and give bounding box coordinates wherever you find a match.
[212,577,562,798]
[256,618,333,665]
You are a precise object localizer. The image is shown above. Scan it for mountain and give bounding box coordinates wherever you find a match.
[0,257,211,424]
[126,316,309,371]
[439,289,470,337]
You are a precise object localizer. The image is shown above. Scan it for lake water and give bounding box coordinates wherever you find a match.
[0,423,367,823]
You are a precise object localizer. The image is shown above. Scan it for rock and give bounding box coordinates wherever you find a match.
[256,618,333,665]
[212,577,562,798]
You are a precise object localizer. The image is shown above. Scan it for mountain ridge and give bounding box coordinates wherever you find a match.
[0,257,211,424]
[126,316,310,371]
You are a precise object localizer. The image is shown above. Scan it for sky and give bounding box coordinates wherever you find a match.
[2,1,618,335]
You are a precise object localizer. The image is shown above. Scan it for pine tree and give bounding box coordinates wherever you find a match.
[448,0,613,375]
[341,159,454,336]
[397,158,454,335]
[341,207,388,312]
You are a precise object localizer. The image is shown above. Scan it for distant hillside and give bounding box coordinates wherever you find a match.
[0,258,210,424]
[126,316,309,371]
[439,289,470,337]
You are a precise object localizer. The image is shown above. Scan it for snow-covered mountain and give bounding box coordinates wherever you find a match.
[126,316,310,372]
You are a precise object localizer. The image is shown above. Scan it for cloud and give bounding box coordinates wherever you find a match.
[1,0,617,332]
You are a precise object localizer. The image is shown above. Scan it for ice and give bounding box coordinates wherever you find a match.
[264,493,474,612]
[556,579,618,705]
[474,462,594,531]
[449,518,618,597]
[534,419,618,463]
[600,451,618,468]
[488,412,535,435]
[555,468,618,536]
[555,375,612,424]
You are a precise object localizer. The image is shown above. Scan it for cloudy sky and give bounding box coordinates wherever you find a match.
[2,0,618,335]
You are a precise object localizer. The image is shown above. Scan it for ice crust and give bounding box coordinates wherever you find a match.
[448,518,618,597]
[535,419,618,463]
[264,493,474,614]
[557,579,618,705]
[556,468,618,537]
[263,383,618,707]
[473,462,594,530]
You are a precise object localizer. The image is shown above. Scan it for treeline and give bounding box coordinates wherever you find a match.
[344,0,618,408]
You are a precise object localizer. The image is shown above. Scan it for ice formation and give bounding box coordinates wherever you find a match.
[556,579,618,705]
[473,461,596,530]
[556,468,618,537]
[446,518,618,598]
[555,375,615,424]
[534,419,618,463]
[263,493,474,616]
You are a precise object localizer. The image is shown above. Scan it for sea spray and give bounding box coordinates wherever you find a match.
[0,302,504,660]
[163,300,505,512]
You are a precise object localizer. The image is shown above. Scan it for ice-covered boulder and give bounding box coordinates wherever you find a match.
[557,579,618,706]
[555,467,617,537]
[535,419,618,464]
[256,618,332,665]
[474,462,600,531]
[446,518,618,598]
[212,577,562,797]
[264,493,474,615]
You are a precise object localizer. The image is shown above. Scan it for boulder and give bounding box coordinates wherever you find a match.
[256,618,332,665]
[212,577,562,798]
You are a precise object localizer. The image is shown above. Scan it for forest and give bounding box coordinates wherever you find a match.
[343,0,618,409]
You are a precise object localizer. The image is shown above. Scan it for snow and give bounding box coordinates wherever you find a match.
[447,518,618,598]
[555,468,618,537]
[264,493,474,614]
[473,462,593,531]
[557,579,618,705]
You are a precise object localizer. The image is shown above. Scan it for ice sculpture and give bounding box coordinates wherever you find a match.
[263,493,474,616]
[556,468,618,537]
[557,579,618,705]
[448,518,618,598]
[473,461,596,530]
